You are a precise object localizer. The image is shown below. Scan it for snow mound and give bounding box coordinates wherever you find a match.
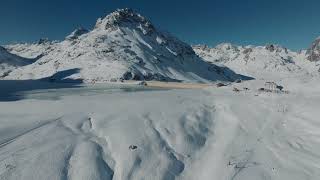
[6,8,249,83]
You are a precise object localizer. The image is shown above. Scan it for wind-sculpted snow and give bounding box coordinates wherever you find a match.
[0,77,320,179]
[5,8,248,83]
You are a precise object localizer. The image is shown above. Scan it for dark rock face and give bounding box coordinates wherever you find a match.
[266,44,275,52]
[243,48,253,54]
[121,71,181,82]
[265,44,288,54]
[0,46,6,51]
[95,8,155,34]
[216,83,227,87]
[307,37,320,62]
[129,145,137,150]
[38,38,51,45]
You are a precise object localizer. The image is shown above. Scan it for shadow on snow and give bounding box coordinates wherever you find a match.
[0,68,83,101]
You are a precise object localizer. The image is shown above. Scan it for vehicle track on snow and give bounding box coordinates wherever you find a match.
[0,117,63,149]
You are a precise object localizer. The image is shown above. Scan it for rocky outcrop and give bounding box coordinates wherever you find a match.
[307,37,320,62]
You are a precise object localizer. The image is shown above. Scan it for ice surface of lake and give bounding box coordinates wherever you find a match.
[16,84,169,100]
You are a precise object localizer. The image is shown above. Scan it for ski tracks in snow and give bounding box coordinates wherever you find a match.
[0,117,62,149]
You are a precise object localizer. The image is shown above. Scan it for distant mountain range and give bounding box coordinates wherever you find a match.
[193,43,319,79]
[0,46,35,78]
[1,8,320,82]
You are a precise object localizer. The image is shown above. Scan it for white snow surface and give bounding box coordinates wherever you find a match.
[0,77,320,180]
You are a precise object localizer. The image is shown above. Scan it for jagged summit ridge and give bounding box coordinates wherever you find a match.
[94,8,155,34]
[66,27,89,40]
[193,43,310,78]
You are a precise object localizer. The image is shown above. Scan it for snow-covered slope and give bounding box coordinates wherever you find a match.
[1,77,320,180]
[0,46,34,78]
[5,38,58,59]
[6,9,247,83]
[193,43,320,79]
[306,37,320,62]
[65,27,89,41]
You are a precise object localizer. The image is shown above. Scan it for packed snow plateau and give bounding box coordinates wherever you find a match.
[0,76,319,180]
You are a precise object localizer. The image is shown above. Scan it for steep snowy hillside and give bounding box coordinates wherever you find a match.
[306,37,320,62]
[193,43,319,79]
[6,9,248,83]
[5,38,58,59]
[65,27,89,41]
[0,46,34,78]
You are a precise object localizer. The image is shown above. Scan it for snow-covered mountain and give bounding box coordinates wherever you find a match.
[193,42,320,79]
[306,37,320,62]
[0,46,35,78]
[5,38,58,59]
[65,27,89,41]
[5,8,247,83]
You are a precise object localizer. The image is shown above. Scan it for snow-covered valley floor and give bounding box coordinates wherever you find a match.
[0,78,319,180]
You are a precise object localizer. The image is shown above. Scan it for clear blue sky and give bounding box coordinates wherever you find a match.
[1,0,319,50]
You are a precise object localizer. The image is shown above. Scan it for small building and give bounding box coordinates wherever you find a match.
[265,82,284,91]
[265,82,278,91]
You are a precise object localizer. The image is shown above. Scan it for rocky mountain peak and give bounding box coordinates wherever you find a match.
[215,43,239,52]
[192,45,211,52]
[307,37,320,61]
[94,8,155,34]
[265,44,288,54]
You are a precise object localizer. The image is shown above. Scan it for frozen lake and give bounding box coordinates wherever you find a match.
[0,80,170,101]
[16,84,170,100]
